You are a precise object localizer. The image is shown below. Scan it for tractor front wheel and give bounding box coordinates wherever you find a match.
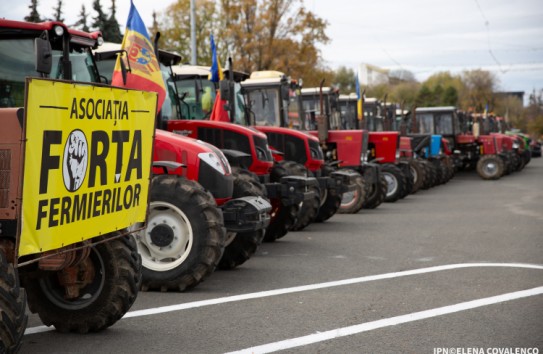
[218,169,266,270]
[476,154,504,180]
[314,165,342,222]
[23,234,141,333]
[381,163,406,203]
[135,175,225,291]
[362,174,387,209]
[338,169,366,214]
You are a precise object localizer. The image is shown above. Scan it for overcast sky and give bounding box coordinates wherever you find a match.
[2,0,542,102]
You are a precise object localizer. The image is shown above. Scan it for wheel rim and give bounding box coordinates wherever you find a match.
[136,201,193,272]
[39,247,105,310]
[320,188,328,207]
[225,231,237,247]
[383,172,398,197]
[341,190,357,208]
[483,160,498,176]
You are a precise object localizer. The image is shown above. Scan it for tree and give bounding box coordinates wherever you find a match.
[525,89,543,137]
[390,81,421,110]
[105,0,123,43]
[459,69,498,113]
[157,0,220,65]
[219,0,330,86]
[25,0,42,22]
[74,4,90,32]
[92,0,108,34]
[333,66,356,94]
[52,0,64,22]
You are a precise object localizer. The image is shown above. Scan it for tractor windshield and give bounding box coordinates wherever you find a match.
[175,77,216,120]
[339,100,357,129]
[417,113,434,134]
[245,87,280,126]
[0,39,97,107]
[435,112,454,135]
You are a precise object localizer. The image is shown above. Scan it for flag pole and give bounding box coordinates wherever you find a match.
[190,0,197,64]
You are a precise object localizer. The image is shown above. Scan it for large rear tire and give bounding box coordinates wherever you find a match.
[23,234,141,333]
[476,154,504,180]
[0,251,27,353]
[381,163,406,203]
[218,169,266,270]
[136,175,225,291]
[338,169,366,214]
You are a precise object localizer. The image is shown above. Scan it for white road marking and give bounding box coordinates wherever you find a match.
[24,262,543,335]
[226,286,543,354]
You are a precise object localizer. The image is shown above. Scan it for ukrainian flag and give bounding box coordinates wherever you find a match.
[111,0,166,111]
[209,34,224,83]
[356,71,363,120]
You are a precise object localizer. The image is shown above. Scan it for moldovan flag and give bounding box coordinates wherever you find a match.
[355,71,363,120]
[209,34,224,83]
[112,0,166,112]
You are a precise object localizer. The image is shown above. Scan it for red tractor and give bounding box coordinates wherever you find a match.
[168,65,350,233]
[411,106,518,180]
[0,19,147,350]
[298,86,390,210]
[236,71,358,223]
[93,45,272,291]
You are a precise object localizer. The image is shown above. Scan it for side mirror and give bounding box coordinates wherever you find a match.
[35,37,52,75]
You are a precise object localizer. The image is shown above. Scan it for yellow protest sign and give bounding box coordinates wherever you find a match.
[19,78,157,256]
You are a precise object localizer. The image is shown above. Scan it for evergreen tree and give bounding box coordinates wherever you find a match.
[106,0,123,43]
[92,0,108,33]
[25,0,42,23]
[52,0,64,22]
[75,4,90,32]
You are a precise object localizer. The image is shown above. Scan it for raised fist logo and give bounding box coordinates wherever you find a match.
[63,130,88,192]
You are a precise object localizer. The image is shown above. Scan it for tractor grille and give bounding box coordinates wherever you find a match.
[0,149,11,208]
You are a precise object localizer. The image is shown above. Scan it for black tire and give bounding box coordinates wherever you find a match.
[381,163,406,203]
[287,163,320,231]
[398,164,414,199]
[338,169,366,214]
[265,161,300,242]
[218,169,266,270]
[441,155,455,182]
[136,175,225,291]
[430,159,444,186]
[420,160,436,189]
[408,160,425,194]
[22,234,141,333]
[362,173,387,209]
[315,165,344,221]
[0,251,27,353]
[476,154,504,180]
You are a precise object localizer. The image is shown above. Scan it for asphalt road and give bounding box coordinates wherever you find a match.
[21,157,543,354]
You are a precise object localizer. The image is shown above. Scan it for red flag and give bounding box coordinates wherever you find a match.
[209,91,230,122]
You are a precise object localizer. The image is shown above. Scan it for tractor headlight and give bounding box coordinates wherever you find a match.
[512,142,519,149]
[53,25,64,37]
[198,152,228,175]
